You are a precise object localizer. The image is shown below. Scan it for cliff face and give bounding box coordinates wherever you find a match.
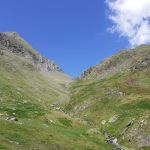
[0,32,63,73]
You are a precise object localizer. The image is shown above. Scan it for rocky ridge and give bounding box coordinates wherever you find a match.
[82,45,150,80]
[0,32,63,73]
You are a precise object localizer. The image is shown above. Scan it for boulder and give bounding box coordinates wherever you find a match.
[87,128,100,135]
[101,120,106,125]
[109,115,119,123]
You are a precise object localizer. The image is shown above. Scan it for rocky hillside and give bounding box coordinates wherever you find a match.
[0,32,149,150]
[65,45,150,150]
[0,32,62,73]
[82,45,150,80]
[0,33,112,150]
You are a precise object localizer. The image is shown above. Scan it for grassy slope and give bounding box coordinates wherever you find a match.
[65,70,150,150]
[82,45,150,80]
[0,50,112,150]
[1,35,149,150]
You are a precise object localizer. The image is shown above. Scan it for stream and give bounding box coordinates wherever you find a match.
[102,131,128,150]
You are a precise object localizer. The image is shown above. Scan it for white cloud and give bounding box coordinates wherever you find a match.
[106,0,150,47]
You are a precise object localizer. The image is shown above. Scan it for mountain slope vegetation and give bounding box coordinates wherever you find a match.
[82,45,150,80]
[0,32,112,150]
[0,32,150,150]
[65,45,150,150]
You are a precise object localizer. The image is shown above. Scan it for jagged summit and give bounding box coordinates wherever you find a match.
[81,44,150,80]
[2,32,18,36]
[0,32,63,73]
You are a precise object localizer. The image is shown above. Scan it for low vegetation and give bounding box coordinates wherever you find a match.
[0,33,150,150]
[65,70,150,150]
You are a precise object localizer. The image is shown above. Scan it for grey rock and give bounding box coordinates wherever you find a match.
[126,119,134,128]
[86,128,100,134]
[101,120,107,125]
[6,117,18,121]
[137,135,150,148]
[74,101,91,113]
[0,32,63,73]
[109,115,119,123]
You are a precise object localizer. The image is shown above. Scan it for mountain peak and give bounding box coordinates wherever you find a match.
[0,32,63,73]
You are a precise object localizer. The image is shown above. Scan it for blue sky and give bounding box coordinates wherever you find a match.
[0,0,130,76]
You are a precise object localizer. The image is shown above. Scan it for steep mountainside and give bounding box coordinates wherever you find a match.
[0,32,112,150]
[0,32,62,72]
[0,32,150,150]
[82,45,150,80]
[65,45,150,150]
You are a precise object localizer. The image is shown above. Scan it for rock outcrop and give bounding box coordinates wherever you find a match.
[0,32,63,73]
